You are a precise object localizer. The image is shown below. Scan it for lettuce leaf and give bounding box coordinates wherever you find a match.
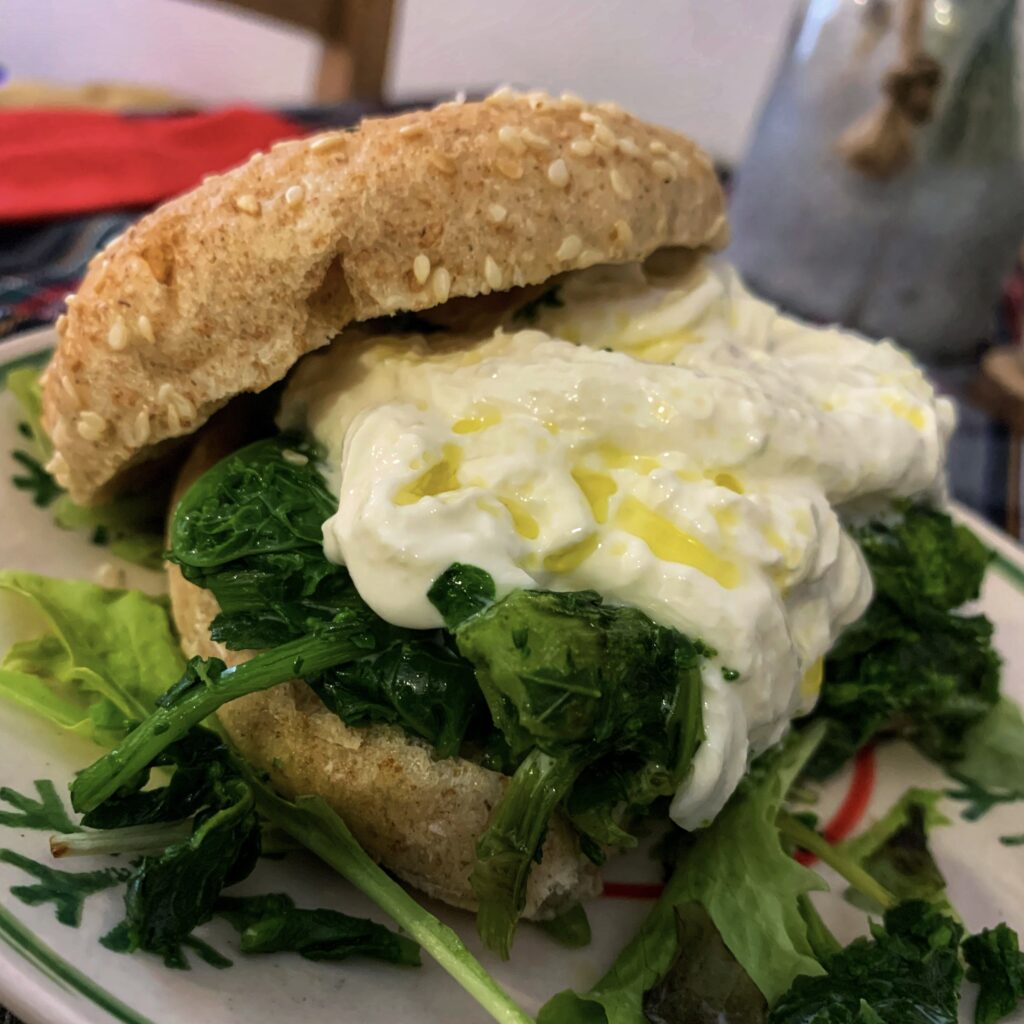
[538,724,828,1024]
[0,570,185,744]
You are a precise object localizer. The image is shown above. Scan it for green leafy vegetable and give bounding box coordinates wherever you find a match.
[536,903,592,949]
[963,924,1024,1024]
[0,847,131,926]
[308,637,482,759]
[835,792,952,914]
[11,450,61,507]
[218,891,420,965]
[443,578,704,958]
[768,900,965,1024]
[69,615,390,815]
[512,285,564,323]
[945,699,1024,820]
[0,780,79,834]
[0,571,185,744]
[641,902,768,1024]
[246,775,533,1024]
[999,834,1024,846]
[539,726,827,1024]
[427,562,496,629]
[809,504,1001,778]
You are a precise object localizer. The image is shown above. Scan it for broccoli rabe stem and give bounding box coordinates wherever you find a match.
[71,626,372,814]
[777,812,895,911]
[472,747,592,960]
[248,777,535,1024]
[49,821,192,859]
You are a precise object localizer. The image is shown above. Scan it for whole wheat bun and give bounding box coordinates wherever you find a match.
[167,421,601,916]
[41,89,726,505]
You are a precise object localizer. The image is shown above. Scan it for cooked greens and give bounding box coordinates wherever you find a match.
[431,566,705,958]
[963,924,1024,1024]
[217,891,421,965]
[809,504,1001,779]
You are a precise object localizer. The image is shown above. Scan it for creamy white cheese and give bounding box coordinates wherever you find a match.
[278,257,954,829]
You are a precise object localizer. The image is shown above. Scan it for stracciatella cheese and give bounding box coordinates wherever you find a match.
[278,257,954,829]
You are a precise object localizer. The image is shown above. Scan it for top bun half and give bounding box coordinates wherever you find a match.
[41,90,727,504]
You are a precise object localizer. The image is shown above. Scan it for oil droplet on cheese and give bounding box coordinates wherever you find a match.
[882,395,926,430]
[615,497,741,588]
[713,471,744,494]
[801,659,824,699]
[572,468,617,523]
[598,443,660,474]
[452,404,502,434]
[543,533,599,572]
[394,444,462,505]
[499,496,540,539]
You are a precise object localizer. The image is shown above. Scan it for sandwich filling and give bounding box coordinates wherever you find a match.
[278,255,954,828]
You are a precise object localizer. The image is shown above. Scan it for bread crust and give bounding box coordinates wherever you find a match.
[42,90,726,504]
[167,423,600,917]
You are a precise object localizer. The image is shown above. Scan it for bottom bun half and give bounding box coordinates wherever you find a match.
[166,421,600,917]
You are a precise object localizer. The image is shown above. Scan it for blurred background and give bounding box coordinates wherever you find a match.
[3,0,1024,534]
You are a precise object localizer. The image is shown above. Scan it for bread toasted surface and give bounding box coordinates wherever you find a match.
[166,425,601,917]
[41,90,726,504]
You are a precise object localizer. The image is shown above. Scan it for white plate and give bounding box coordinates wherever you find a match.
[0,327,1021,1024]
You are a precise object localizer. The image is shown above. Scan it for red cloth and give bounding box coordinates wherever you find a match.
[0,106,304,222]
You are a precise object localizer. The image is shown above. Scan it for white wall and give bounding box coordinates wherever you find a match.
[0,0,802,163]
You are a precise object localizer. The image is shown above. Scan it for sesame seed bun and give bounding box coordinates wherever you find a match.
[41,89,726,505]
[167,420,601,918]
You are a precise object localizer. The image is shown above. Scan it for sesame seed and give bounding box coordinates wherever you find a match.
[597,100,623,115]
[453,90,467,104]
[432,266,452,303]
[547,158,570,188]
[593,123,616,148]
[560,91,584,107]
[617,137,642,158]
[487,203,508,224]
[235,194,260,215]
[50,420,71,449]
[64,293,77,306]
[76,411,107,441]
[570,138,594,157]
[579,111,602,125]
[427,150,456,175]
[128,409,150,446]
[167,402,181,432]
[310,133,347,154]
[282,449,309,466]
[399,122,426,138]
[484,256,502,290]
[497,125,526,155]
[610,168,633,200]
[60,374,79,403]
[487,85,517,103]
[413,253,432,285]
[55,313,68,335]
[157,383,174,404]
[137,314,155,343]
[613,219,634,246]
[580,248,602,264]
[649,139,669,155]
[495,157,524,180]
[520,127,551,150]
[107,319,128,350]
[46,452,69,481]
[527,90,549,111]
[285,184,305,207]
[556,235,583,261]
[652,158,678,182]
[668,149,686,167]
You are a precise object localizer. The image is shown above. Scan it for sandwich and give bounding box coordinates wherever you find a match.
[15,88,1018,1019]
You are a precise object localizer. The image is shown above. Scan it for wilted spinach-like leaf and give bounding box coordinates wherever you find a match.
[963,924,1024,1024]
